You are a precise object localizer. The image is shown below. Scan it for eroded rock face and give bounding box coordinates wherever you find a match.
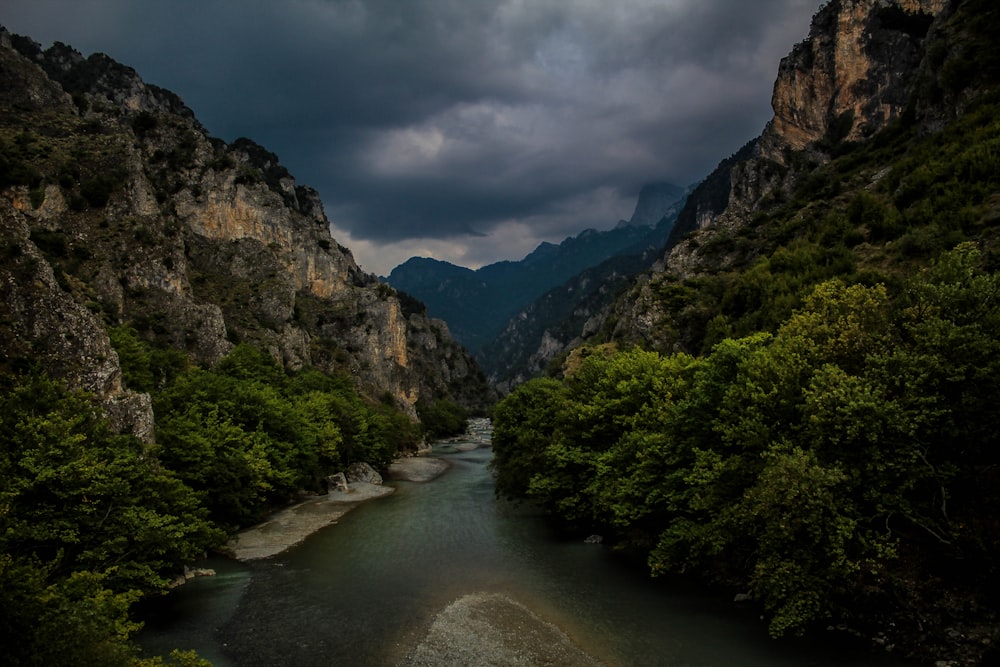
[0,197,155,441]
[761,0,946,159]
[661,0,949,268]
[0,27,493,433]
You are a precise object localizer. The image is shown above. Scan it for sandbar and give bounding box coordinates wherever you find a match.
[227,481,394,560]
[227,454,451,561]
[399,592,605,666]
[387,456,450,482]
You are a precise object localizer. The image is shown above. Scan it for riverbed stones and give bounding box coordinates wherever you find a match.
[399,593,604,667]
[387,456,450,482]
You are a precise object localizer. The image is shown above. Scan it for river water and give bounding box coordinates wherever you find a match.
[139,421,906,666]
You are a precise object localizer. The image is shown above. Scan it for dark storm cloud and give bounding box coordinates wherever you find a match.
[2,0,824,273]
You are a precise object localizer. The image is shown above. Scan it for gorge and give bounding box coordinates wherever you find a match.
[1,0,999,664]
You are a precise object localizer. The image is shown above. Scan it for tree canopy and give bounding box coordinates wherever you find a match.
[0,340,423,662]
[492,244,1000,643]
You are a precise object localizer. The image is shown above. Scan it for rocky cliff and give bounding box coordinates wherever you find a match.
[0,28,494,434]
[604,0,989,351]
[664,0,949,265]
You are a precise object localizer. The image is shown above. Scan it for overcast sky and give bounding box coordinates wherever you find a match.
[3,0,823,275]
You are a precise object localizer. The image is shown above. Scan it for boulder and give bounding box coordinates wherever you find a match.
[346,462,383,485]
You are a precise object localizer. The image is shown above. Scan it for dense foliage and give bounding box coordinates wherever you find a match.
[149,342,418,528]
[113,335,420,528]
[0,371,220,665]
[417,398,470,439]
[0,338,422,662]
[493,245,1000,645]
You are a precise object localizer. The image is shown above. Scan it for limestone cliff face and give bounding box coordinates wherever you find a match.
[761,0,946,158]
[0,29,492,431]
[603,0,955,349]
[0,197,154,441]
[666,0,947,268]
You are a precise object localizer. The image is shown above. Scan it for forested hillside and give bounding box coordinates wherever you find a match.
[492,0,1000,664]
[0,26,484,664]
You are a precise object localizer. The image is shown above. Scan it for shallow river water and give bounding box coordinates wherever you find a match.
[139,422,907,666]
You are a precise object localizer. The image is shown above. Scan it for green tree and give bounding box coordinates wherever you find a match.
[417,398,469,438]
[0,371,221,664]
[491,377,565,500]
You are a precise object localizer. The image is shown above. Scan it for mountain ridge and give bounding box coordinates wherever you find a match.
[386,182,686,355]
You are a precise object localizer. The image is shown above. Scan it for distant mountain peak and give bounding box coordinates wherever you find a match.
[627,182,686,228]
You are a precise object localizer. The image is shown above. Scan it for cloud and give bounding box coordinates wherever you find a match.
[2,0,824,274]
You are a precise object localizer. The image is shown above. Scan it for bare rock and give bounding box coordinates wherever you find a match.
[346,461,383,485]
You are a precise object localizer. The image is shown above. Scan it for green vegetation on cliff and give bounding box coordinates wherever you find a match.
[494,4,1000,663]
[611,88,1000,357]
[142,340,419,528]
[1,25,479,662]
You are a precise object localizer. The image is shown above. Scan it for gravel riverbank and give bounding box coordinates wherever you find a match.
[226,482,395,560]
[399,592,604,667]
[228,455,453,560]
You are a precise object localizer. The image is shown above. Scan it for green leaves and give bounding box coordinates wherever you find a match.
[0,372,222,663]
[491,377,564,500]
[742,446,858,636]
[152,344,417,527]
[417,398,469,439]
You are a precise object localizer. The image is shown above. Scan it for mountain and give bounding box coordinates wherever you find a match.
[519,0,999,662]
[479,195,688,390]
[621,181,687,228]
[600,0,999,355]
[0,27,495,436]
[385,181,685,354]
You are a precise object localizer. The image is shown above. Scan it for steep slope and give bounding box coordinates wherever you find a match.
[0,28,494,431]
[386,184,685,354]
[603,0,999,355]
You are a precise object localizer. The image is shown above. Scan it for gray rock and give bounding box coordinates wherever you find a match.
[346,461,383,485]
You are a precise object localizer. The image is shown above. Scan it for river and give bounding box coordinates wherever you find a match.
[138,420,907,666]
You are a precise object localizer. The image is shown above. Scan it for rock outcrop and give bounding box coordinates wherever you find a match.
[762,0,946,157]
[601,0,957,348]
[0,28,494,435]
[667,0,948,255]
